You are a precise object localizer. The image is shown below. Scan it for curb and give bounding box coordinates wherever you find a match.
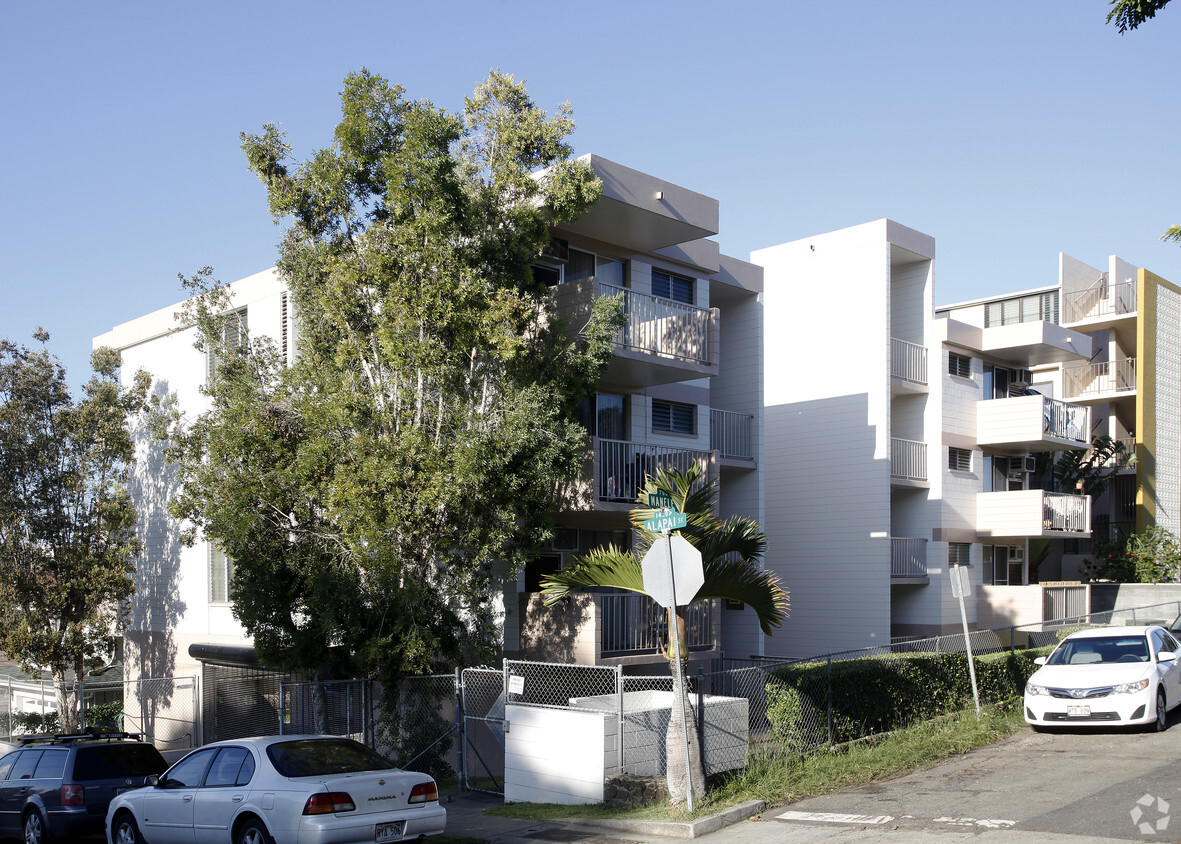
[556,800,767,839]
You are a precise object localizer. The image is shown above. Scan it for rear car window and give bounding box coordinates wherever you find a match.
[267,739,394,777]
[73,744,168,781]
[33,750,68,779]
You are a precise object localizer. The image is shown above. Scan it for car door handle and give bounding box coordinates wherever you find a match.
[233,795,244,802]
[183,794,193,803]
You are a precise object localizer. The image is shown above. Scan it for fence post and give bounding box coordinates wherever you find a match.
[279,682,286,736]
[77,680,85,731]
[826,657,833,746]
[455,668,466,792]
[696,666,705,772]
[616,665,625,775]
[1010,627,1016,655]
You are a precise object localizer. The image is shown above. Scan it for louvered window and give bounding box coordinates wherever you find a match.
[948,352,971,378]
[949,446,972,472]
[206,307,247,380]
[948,542,972,566]
[209,545,235,604]
[651,269,694,304]
[652,400,695,435]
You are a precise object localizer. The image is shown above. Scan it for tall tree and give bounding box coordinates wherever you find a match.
[164,70,622,689]
[540,465,788,806]
[0,331,150,730]
[1106,0,1173,32]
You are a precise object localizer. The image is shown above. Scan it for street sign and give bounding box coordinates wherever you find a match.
[950,565,972,598]
[647,491,676,510]
[641,534,704,607]
[643,511,688,533]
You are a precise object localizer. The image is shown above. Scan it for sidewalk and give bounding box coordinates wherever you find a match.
[438,790,765,843]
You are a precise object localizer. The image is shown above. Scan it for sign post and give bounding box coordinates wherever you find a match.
[639,497,702,811]
[950,564,981,718]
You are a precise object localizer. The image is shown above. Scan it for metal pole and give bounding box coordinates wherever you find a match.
[455,668,466,792]
[954,566,981,719]
[665,527,695,812]
[617,665,625,775]
[279,683,286,736]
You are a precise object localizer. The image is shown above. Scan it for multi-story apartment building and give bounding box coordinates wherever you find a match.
[94,156,765,704]
[754,220,1103,656]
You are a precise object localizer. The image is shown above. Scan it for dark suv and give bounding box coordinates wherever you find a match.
[0,732,167,843]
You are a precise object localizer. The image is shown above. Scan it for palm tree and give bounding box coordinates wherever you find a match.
[540,464,788,806]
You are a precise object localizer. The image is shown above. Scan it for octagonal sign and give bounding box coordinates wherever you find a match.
[641,535,704,608]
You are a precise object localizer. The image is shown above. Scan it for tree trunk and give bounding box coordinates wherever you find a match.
[664,609,705,807]
[54,670,78,733]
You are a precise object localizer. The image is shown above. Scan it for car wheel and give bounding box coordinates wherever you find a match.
[23,810,47,844]
[111,813,143,844]
[1153,687,1168,732]
[236,817,271,844]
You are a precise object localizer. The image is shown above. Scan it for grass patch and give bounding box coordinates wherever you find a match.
[486,702,1026,822]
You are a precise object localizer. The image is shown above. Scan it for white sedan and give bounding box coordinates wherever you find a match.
[106,735,446,844]
[1024,625,1181,731]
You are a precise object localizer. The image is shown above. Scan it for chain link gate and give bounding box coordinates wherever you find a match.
[459,668,505,794]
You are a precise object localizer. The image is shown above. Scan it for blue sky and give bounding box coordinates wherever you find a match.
[2,1,1179,387]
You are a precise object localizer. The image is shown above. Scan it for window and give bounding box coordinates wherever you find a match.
[948,447,972,472]
[948,543,971,566]
[652,400,695,435]
[33,750,67,779]
[948,353,972,379]
[204,747,254,787]
[984,545,1026,584]
[984,291,1059,327]
[210,545,235,604]
[206,307,247,380]
[578,393,627,440]
[280,292,296,365]
[162,748,218,788]
[651,269,694,304]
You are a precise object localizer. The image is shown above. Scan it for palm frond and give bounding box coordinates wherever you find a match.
[698,557,789,634]
[539,544,644,605]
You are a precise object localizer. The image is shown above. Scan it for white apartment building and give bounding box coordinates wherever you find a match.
[94,155,766,704]
[754,220,1102,657]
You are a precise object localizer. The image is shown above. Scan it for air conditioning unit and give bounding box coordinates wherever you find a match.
[1011,368,1033,386]
[1024,456,1038,473]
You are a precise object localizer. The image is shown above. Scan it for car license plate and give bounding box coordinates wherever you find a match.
[1067,705,1091,717]
[376,821,405,842]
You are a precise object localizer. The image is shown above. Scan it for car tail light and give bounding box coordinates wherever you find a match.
[60,784,85,806]
[302,792,356,815]
[408,782,438,804]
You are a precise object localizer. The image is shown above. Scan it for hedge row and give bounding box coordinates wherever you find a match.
[765,646,1049,752]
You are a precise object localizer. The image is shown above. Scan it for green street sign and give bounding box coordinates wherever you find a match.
[647,491,676,510]
[644,511,688,533]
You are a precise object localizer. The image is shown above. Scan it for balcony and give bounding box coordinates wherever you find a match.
[976,395,1090,452]
[1062,358,1136,403]
[890,437,928,486]
[977,490,1091,539]
[890,338,928,394]
[600,593,715,655]
[553,279,718,387]
[891,537,928,582]
[710,408,754,463]
[1063,278,1137,327]
[597,438,714,504]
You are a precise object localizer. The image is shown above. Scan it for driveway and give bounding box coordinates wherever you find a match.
[705,722,1181,843]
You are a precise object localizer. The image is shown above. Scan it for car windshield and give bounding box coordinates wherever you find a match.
[1046,635,1150,666]
[266,739,395,778]
[74,744,168,781]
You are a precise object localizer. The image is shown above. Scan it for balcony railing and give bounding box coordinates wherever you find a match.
[710,409,754,459]
[891,437,928,482]
[1042,396,1089,442]
[600,593,714,654]
[978,489,1090,537]
[1063,358,1136,399]
[598,438,712,503]
[598,282,713,364]
[1063,278,1137,324]
[891,537,928,578]
[1044,492,1090,532]
[891,338,928,385]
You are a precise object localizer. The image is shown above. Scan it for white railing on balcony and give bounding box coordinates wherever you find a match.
[890,337,928,385]
[1042,396,1089,442]
[710,409,754,459]
[1063,357,1136,398]
[600,593,714,654]
[1063,278,1137,323]
[891,537,928,578]
[1044,492,1090,532]
[891,437,927,481]
[598,438,712,503]
[598,282,713,364]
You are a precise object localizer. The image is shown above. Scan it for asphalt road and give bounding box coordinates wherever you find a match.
[704,720,1181,843]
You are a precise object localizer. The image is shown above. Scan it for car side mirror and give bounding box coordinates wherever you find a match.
[1033,656,1047,665]
[1158,651,1177,663]
[147,774,160,787]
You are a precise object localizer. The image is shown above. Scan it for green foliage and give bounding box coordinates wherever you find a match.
[766,648,1045,752]
[1106,0,1173,32]
[162,71,619,687]
[84,700,124,731]
[1084,526,1180,583]
[0,332,149,730]
[1049,435,1131,498]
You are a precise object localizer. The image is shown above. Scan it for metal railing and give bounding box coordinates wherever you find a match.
[598,282,713,365]
[890,437,927,481]
[710,409,754,459]
[1063,357,1136,398]
[600,593,714,654]
[1042,396,1089,442]
[890,537,928,577]
[1063,278,1137,323]
[1044,492,1090,532]
[598,438,712,503]
[890,337,927,385]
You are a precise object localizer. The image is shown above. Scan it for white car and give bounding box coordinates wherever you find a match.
[1024,625,1181,731]
[105,735,446,844]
